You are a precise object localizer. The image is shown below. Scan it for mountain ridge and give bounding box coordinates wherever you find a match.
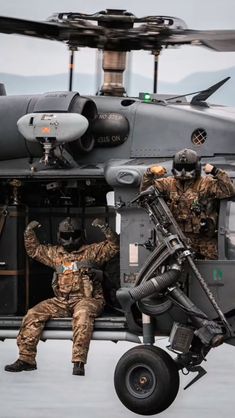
[1,67,235,105]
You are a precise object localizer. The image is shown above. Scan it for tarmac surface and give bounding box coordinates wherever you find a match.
[0,338,235,418]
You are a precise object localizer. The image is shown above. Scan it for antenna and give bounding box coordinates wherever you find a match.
[190,77,230,106]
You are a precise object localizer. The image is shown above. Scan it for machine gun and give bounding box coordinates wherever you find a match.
[117,186,232,350]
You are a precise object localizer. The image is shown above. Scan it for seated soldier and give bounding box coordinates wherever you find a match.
[5,217,119,376]
[141,148,235,259]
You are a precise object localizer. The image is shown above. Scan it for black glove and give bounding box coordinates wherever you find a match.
[91,218,106,229]
[92,218,107,232]
[210,166,219,176]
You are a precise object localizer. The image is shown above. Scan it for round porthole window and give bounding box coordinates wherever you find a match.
[191,128,207,146]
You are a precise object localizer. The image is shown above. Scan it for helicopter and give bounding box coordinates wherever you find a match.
[1,7,235,416]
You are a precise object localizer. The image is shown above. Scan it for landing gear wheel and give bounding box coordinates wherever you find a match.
[114,345,180,415]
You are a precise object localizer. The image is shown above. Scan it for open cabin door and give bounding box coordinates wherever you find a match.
[188,198,235,342]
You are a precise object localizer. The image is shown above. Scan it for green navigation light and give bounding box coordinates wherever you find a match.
[144,93,151,101]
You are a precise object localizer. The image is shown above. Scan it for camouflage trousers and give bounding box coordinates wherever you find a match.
[17,296,104,365]
[186,234,218,260]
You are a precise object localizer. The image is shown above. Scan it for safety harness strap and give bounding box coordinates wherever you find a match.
[55,260,101,276]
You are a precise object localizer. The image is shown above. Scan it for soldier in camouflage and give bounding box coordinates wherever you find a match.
[141,148,235,259]
[5,217,119,376]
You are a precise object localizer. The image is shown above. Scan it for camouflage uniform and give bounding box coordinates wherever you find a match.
[141,168,235,259]
[17,227,119,365]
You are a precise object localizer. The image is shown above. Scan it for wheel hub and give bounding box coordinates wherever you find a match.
[126,364,156,399]
[139,376,148,386]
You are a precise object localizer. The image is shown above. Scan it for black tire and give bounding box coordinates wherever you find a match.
[114,345,180,415]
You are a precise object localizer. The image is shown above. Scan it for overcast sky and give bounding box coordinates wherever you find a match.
[1,0,235,84]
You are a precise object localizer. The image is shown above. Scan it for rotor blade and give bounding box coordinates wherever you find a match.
[0,15,103,48]
[0,16,60,41]
[167,29,235,51]
[1,15,235,52]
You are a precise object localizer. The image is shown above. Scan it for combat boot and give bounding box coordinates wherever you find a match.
[4,359,37,372]
[73,361,85,376]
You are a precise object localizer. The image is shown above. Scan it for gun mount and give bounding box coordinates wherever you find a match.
[117,186,231,379]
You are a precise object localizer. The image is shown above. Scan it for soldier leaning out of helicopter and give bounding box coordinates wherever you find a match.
[140,148,235,260]
[5,217,119,375]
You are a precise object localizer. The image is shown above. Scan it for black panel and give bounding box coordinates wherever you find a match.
[0,205,26,314]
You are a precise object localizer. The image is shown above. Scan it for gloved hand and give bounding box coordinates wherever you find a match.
[203,164,218,176]
[149,165,167,176]
[25,220,41,233]
[92,218,106,229]
[92,218,118,242]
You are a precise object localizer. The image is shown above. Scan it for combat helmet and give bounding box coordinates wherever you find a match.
[172,148,201,180]
[57,217,84,252]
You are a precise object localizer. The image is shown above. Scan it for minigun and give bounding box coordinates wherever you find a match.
[117,186,232,347]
